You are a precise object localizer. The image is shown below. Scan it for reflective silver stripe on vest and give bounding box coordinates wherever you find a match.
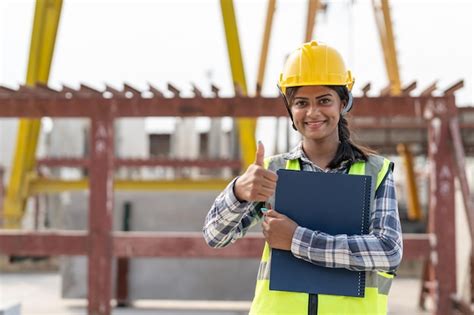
[366,272,393,295]
[257,260,271,280]
[364,155,384,207]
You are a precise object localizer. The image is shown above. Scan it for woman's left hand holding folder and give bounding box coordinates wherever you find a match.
[262,209,298,251]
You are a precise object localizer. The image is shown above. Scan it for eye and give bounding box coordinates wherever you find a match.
[319,98,332,105]
[293,100,308,108]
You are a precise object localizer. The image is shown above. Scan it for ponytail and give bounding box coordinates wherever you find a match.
[327,85,376,168]
[328,114,376,168]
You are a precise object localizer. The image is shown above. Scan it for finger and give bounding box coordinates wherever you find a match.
[256,193,272,202]
[254,141,265,167]
[256,186,274,197]
[259,181,276,191]
[258,175,277,186]
[265,209,280,217]
[263,214,270,223]
[261,169,278,182]
[258,186,276,195]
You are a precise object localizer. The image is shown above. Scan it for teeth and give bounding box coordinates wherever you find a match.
[305,121,325,128]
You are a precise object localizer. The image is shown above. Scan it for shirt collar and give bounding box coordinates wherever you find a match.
[282,141,356,172]
[281,141,306,161]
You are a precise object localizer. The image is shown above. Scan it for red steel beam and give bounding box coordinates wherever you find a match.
[402,81,417,96]
[402,233,434,261]
[117,158,241,168]
[0,230,87,255]
[0,231,262,257]
[0,95,469,118]
[421,81,438,96]
[113,232,432,260]
[115,257,130,307]
[0,166,4,225]
[0,231,432,260]
[450,117,474,237]
[115,201,131,307]
[426,97,457,315]
[88,112,114,315]
[443,80,464,95]
[36,158,242,169]
[112,232,265,258]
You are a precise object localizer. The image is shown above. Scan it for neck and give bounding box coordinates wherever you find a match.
[302,134,340,169]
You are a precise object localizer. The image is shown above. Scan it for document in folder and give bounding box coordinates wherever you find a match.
[270,169,372,297]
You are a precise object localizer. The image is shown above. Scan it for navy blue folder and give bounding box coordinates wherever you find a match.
[270,169,372,297]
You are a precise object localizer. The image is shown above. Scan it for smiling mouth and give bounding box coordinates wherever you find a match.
[304,121,326,128]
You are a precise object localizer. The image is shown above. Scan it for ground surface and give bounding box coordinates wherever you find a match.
[0,272,431,315]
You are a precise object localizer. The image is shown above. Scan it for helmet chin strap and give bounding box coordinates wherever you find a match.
[277,85,298,130]
[341,92,353,115]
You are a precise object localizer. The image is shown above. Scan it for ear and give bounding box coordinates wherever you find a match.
[340,100,347,113]
[341,93,353,115]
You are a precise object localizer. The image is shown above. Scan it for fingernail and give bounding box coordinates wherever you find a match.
[261,207,268,213]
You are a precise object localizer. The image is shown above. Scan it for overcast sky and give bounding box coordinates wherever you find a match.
[0,0,472,143]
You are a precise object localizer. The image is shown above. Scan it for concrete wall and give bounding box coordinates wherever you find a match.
[0,119,18,181]
[60,191,260,300]
[455,159,474,301]
[115,118,148,159]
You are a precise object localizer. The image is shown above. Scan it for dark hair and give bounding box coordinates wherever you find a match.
[285,85,376,168]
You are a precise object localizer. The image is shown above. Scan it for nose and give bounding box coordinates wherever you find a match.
[305,101,321,116]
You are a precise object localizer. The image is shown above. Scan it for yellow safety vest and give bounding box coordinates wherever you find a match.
[249,155,394,315]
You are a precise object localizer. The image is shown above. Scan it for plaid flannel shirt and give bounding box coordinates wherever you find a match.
[203,143,403,273]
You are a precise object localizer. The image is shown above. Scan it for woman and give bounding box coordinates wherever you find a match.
[203,41,403,315]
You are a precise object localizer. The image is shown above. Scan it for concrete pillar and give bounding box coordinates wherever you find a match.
[171,118,199,178]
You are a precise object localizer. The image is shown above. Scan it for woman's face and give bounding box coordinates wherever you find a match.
[289,85,344,142]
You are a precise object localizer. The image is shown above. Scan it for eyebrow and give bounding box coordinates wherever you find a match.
[294,93,332,100]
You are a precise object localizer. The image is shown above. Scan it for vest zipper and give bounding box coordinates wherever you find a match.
[308,293,318,314]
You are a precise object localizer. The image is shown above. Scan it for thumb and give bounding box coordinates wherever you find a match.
[255,141,265,166]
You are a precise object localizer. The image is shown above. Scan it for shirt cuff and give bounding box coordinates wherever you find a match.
[224,177,250,213]
[291,226,314,259]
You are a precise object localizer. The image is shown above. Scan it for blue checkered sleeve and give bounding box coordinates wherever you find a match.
[290,170,403,272]
[203,177,264,248]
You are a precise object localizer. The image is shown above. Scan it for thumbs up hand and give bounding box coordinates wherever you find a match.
[234,141,278,202]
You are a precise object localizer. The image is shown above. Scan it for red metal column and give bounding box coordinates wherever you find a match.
[115,201,131,307]
[425,97,457,315]
[88,111,114,315]
[0,166,4,225]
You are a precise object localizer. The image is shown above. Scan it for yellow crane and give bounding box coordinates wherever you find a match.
[373,0,422,221]
[3,0,63,228]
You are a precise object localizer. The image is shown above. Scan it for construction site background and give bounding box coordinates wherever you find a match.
[0,1,473,315]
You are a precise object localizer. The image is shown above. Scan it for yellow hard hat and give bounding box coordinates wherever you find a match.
[278,41,355,95]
